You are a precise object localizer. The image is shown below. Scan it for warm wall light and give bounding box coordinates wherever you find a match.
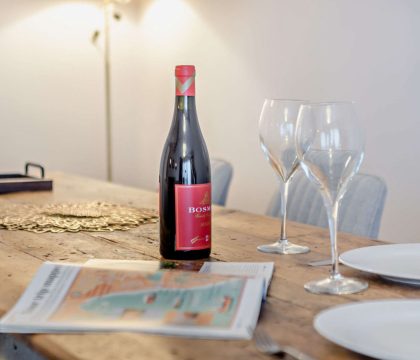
[142,0,194,46]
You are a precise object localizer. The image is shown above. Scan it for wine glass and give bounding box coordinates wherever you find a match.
[258,99,310,254]
[295,102,368,294]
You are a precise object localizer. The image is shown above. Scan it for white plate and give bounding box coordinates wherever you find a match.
[314,300,420,360]
[381,275,420,286]
[339,243,420,283]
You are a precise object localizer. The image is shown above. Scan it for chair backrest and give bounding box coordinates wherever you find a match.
[266,170,387,239]
[211,158,233,206]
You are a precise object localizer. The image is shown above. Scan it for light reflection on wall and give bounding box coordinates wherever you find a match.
[9,2,101,34]
[140,0,197,48]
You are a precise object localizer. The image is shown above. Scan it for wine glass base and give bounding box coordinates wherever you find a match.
[304,274,368,295]
[257,241,310,255]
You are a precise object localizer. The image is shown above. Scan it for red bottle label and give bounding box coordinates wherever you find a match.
[175,183,211,251]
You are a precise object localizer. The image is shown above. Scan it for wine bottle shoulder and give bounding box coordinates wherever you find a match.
[160,96,210,185]
[160,134,210,185]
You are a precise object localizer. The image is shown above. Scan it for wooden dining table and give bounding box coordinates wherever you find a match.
[0,172,417,360]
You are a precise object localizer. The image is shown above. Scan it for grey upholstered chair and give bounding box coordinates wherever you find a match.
[211,158,233,206]
[266,170,387,239]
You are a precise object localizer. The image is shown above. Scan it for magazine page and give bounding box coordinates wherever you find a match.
[85,259,274,297]
[0,263,80,325]
[86,259,161,272]
[0,262,263,339]
[85,258,201,272]
[199,262,274,298]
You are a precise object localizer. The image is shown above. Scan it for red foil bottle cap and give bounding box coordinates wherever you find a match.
[175,65,196,96]
[175,65,195,77]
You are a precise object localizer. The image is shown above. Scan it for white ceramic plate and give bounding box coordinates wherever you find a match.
[339,243,420,284]
[380,275,420,286]
[314,300,420,360]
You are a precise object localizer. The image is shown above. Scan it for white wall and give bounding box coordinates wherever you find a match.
[0,1,107,177]
[1,0,419,243]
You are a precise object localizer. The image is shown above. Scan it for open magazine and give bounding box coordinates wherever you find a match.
[0,262,266,339]
[86,259,274,298]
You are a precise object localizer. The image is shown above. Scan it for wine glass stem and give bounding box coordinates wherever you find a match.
[279,180,289,241]
[327,202,340,278]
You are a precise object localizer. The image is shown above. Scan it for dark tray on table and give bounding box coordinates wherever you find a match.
[0,163,53,194]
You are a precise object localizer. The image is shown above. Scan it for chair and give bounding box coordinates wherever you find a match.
[211,158,233,206]
[266,170,387,239]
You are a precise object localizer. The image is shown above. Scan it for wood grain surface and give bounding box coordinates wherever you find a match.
[0,172,416,360]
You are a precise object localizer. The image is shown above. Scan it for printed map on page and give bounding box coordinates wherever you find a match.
[50,268,246,327]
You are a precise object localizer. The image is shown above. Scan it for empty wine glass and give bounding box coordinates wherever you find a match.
[258,99,310,254]
[296,102,368,294]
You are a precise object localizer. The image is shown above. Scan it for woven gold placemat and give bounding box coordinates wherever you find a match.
[0,202,158,233]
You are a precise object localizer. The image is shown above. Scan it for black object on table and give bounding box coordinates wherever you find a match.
[0,163,53,194]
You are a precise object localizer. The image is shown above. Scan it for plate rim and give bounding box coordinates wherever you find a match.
[339,243,420,281]
[314,299,420,360]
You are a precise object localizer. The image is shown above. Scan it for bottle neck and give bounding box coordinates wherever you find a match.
[175,95,196,113]
[171,95,200,134]
[173,73,198,127]
[175,74,195,96]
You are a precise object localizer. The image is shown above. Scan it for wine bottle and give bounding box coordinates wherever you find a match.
[159,65,211,260]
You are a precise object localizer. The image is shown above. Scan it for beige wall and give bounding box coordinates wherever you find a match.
[1,0,420,243]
